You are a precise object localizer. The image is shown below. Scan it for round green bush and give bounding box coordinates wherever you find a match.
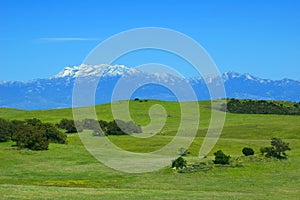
[213,150,231,165]
[242,147,254,156]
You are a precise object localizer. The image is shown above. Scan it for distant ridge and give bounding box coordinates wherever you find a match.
[0,64,299,110]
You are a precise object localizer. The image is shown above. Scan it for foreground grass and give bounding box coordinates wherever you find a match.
[1,135,299,199]
[3,184,287,200]
[0,100,300,199]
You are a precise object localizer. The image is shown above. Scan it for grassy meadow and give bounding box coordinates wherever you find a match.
[0,100,299,199]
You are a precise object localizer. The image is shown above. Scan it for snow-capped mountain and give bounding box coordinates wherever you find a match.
[0,64,299,110]
[52,64,141,78]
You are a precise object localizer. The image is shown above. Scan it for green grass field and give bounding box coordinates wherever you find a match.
[0,100,299,199]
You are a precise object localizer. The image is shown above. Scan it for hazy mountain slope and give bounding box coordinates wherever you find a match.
[0,64,299,110]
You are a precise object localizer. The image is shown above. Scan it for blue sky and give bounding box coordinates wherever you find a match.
[0,0,299,81]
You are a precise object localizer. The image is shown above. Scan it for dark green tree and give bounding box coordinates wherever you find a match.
[213,150,231,165]
[0,118,12,142]
[242,147,254,156]
[171,156,187,169]
[261,138,291,159]
[115,120,142,134]
[56,118,82,133]
[39,123,67,144]
[106,120,124,135]
[10,120,26,138]
[25,118,42,126]
[82,119,99,130]
[104,120,141,135]
[98,120,109,132]
[12,125,49,150]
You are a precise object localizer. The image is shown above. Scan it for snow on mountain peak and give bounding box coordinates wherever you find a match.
[222,72,242,80]
[53,64,140,78]
[222,72,262,82]
[245,73,254,80]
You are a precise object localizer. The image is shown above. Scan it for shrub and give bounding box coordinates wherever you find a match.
[25,118,42,126]
[12,125,49,150]
[0,118,12,142]
[103,119,141,135]
[260,138,291,159]
[56,118,82,133]
[115,120,142,134]
[39,123,67,144]
[0,118,66,150]
[171,156,187,169]
[260,147,273,157]
[9,120,26,138]
[79,118,141,136]
[105,120,124,135]
[82,119,99,130]
[21,119,67,144]
[242,147,254,156]
[213,150,231,165]
[98,120,109,133]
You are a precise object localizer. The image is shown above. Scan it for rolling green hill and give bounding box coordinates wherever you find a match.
[1,100,300,199]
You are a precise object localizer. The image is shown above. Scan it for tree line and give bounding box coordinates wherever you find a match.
[224,99,300,115]
[0,117,142,150]
[56,118,142,136]
[0,118,67,150]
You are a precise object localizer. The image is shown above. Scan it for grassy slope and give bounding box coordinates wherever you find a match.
[0,100,299,199]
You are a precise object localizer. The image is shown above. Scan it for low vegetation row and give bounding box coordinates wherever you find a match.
[57,118,142,136]
[224,99,300,115]
[172,138,291,173]
[0,118,67,150]
[0,117,142,150]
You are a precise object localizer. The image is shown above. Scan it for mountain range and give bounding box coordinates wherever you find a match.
[0,64,299,110]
